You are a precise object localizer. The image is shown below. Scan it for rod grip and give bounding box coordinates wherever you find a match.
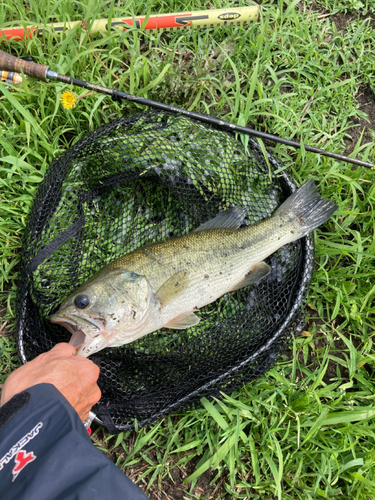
[0,49,49,80]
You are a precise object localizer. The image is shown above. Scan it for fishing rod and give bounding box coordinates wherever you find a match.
[0,49,373,169]
[0,6,260,41]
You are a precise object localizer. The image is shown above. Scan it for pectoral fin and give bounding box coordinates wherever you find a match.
[165,311,200,329]
[156,271,190,306]
[231,262,271,291]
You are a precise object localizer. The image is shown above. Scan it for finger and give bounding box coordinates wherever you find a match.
[80,403,95,422]
[91,385,102,405]
[48,343,77,358]
[80,410,91,422]
[78,386,101,421]
[75,360,100,387]
[87,361,101,382]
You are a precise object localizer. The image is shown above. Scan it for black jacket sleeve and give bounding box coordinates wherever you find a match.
[0,383,149,500]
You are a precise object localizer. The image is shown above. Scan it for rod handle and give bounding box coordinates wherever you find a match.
[0,49,49,80]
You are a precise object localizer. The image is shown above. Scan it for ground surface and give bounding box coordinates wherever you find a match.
[1,0,375,499]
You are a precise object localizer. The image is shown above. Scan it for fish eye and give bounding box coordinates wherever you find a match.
[74,294,90,309]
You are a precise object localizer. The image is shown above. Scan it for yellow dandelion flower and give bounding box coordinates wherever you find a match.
[60,91,77,110]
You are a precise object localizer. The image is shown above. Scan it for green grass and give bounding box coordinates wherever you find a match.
[1,0,375,498]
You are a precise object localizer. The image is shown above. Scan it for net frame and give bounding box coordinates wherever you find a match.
[16,111,314,433]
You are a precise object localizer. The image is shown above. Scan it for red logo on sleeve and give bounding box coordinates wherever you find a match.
[12,450,36,481]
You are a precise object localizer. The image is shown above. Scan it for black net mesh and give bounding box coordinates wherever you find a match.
[17,110,314,433]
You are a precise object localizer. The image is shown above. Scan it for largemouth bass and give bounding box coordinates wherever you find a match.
[50,179,337,357]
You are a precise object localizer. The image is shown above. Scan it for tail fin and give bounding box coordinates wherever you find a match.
[275,179,337,238]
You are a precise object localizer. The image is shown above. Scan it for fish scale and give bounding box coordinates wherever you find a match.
[107,214,297,303]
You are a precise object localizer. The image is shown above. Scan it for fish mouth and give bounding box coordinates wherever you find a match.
[50,314,103,355]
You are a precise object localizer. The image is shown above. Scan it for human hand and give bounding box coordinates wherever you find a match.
[0,343,101,421]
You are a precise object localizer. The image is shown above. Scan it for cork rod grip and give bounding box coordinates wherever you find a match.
[0,49,49,80]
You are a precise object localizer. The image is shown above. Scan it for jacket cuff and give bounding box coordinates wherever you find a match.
[0,391,31,430]
[0,383,83,437]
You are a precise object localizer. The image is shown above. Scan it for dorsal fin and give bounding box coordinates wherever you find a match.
[194,207,247,232]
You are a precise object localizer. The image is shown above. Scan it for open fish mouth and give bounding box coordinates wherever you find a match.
[68,326,87,348]
[50,314,100,350]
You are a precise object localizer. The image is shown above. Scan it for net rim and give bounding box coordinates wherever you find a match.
[16,116,314,431]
